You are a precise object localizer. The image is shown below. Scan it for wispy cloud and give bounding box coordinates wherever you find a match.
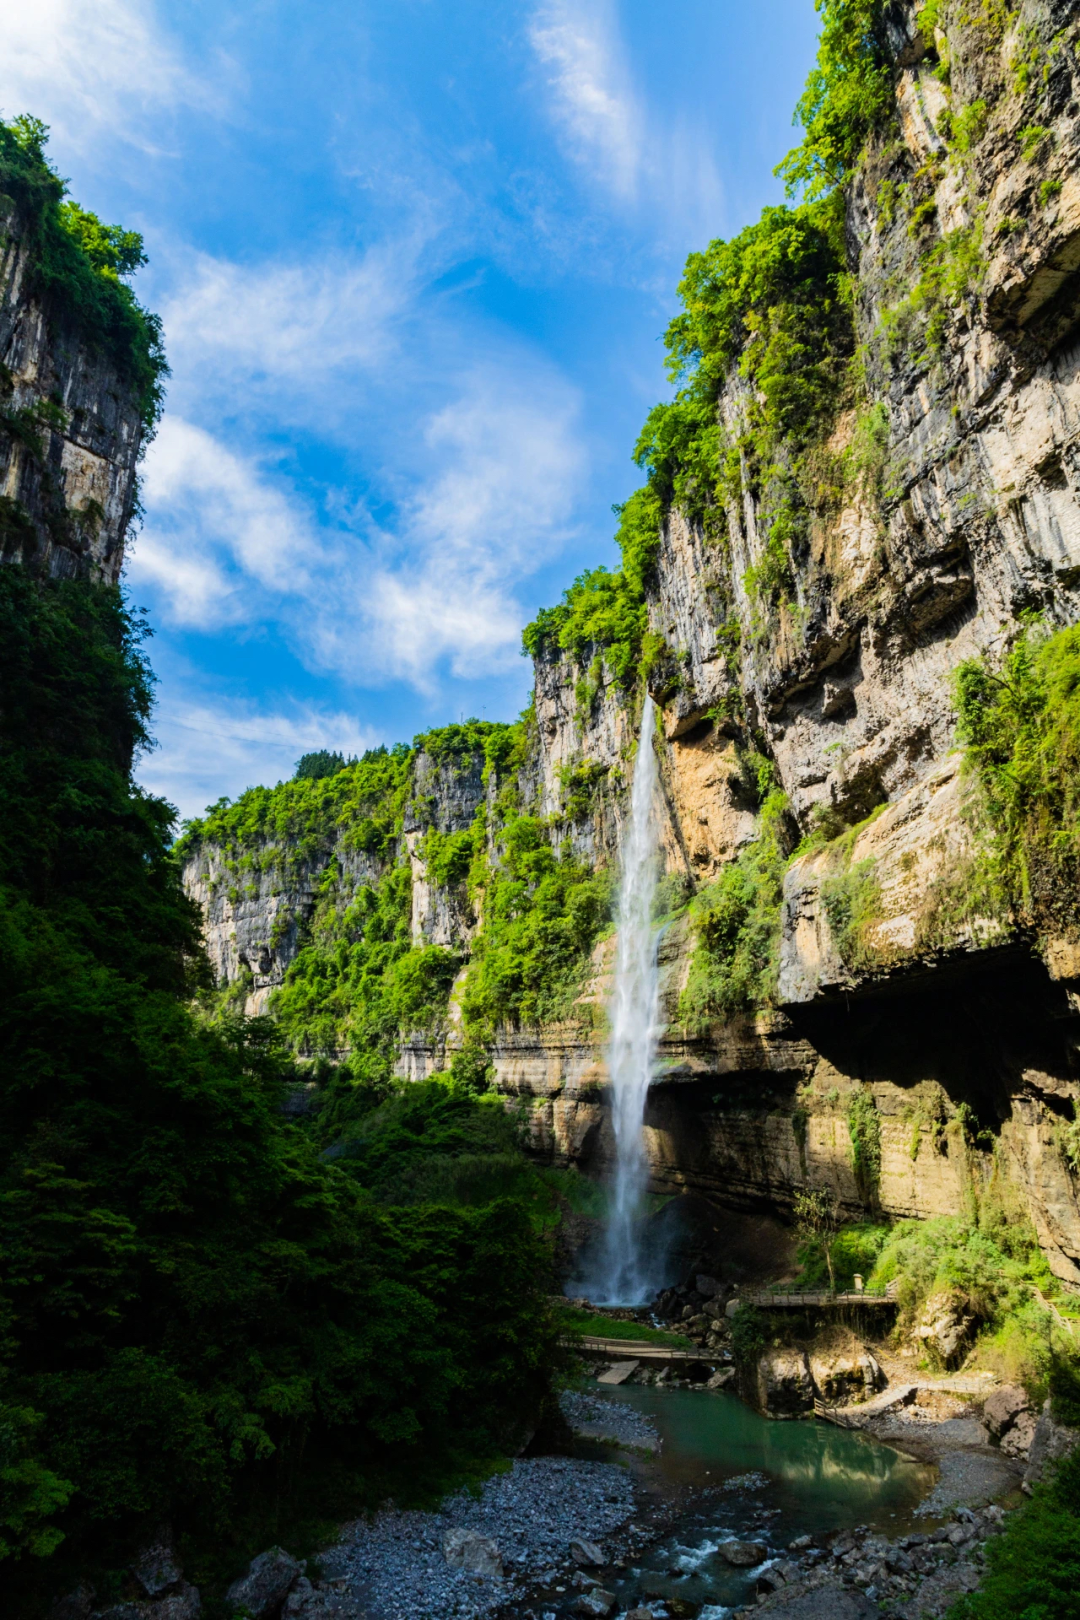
[0,0,217,157]
[155,238,430,425]
[138,691,376,824]
[130,418,328,627]
[528,0,641,202]
[325,365,587,686]
[526,0,724,240]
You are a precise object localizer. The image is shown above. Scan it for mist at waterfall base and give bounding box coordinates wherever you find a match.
[575,696,676,1307]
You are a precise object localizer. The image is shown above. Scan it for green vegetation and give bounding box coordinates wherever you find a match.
[462,813,613,1030]
[793,1217,890,1293]
[294,750,355,781]
[869,1210,1077,1384]
[847,1088,882,1204]
[0,117,166,430]
[951,1446,1080,1620]
[0,570,557,1608]
[776,0,893,199]
[955,620,1080,942]
[679,777,791,1026]
[556,1308,692,1348]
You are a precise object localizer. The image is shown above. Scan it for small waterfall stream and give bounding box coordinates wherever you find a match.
[589,694,662,1304]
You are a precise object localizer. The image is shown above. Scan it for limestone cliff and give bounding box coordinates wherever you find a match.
[0,136,155,583]
[185,0,1080,1288]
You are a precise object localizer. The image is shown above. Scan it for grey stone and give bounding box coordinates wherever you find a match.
[1022,1398,1080,1492]
[982,1383,1032,1439]
[572,1591,615,1618]
[718,1538,768,1566]
[225,1548,301,1619]
[443,1528,503,1578]
[707,1366,736,1390]
[696,1275,720,1298]
[569,1539,605,1566]
[132,1539,182,1598]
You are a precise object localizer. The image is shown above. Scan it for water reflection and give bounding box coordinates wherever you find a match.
[586,1384,936,1613]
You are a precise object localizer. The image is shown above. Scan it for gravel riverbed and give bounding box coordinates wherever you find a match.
[320,1457,638,1620]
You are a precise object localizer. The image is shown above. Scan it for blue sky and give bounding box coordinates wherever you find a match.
[5,1,820,820]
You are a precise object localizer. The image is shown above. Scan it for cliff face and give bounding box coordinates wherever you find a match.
[185,0,1080,1287]
[0,200,146,583]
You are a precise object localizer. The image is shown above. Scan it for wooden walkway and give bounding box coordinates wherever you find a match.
[572,1335,714,1363]
[743,1281,900,1308]
[814,1373,998,1428]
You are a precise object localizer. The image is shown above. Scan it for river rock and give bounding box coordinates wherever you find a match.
[707,1366,735,1390]
[624,1611,654,1620]
[569,1538,604,1566]
[718,1538,767,1566]
[809,1349,883,1405]
[912,1293,975,1366]
[1022,1398,1080,1492]
[443,1528,503,1577]
[572,1590,616,1617]
[132,1538,182,1598]
[756,1348,814,1417]
[225,1548,301,1618]
[983,1383,1031,1438]
[92,1586,201,1620]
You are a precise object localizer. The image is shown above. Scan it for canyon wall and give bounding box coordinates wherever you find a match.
[185,0,1080,1287]
[0,197,147,583]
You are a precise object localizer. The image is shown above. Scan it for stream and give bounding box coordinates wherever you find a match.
[552,1384,937,1617]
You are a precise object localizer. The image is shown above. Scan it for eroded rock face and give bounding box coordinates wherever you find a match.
[181,0,1080,1289]
[0,203,145,583]
[755,1348,815,1419]
[913,1293,975,1368]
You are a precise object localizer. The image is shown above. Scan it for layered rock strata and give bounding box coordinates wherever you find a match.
[0,201,146,583]
[186,0,1080,1285]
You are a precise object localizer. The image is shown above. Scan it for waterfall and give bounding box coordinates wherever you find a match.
[590,693,662,1305]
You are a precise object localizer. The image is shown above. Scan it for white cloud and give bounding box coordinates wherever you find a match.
[130,417,328,628]
[528,0,641,202]
[315,365,586,687]
[0,0,213,157]
[157,240,427,420]
[137,693,376,824]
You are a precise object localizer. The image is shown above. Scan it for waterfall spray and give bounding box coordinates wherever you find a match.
[591,693,662,1304]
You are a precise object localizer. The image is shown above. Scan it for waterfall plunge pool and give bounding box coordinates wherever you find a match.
[557,1384,936,1616]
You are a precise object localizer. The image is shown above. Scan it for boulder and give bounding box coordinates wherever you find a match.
[624,1611,654,1620]
[706,1366,735,1390]
[572,1590,616,1618]
[809,1349,883,1405]
[133,1539,182,1598]
[912,1293,975,1366]
[703,1298,725,1321]
[756,1348,815,1417]
[1022,1398,1080,1492]
[983,1383,1031,1437]
[93,1586,200,1620]
[50,1587,96,1620]
[696,1275,720,1299]
[724,1298,742,1319]
[569,1539,604,1566]
[1001,1408,1039,1458]
[225,1549,302,1619]
[442,1528,503,1578]
[717,1538,767,1566]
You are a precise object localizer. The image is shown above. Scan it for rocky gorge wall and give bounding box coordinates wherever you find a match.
[184,0,1080,1288]
[0,195,148,583]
